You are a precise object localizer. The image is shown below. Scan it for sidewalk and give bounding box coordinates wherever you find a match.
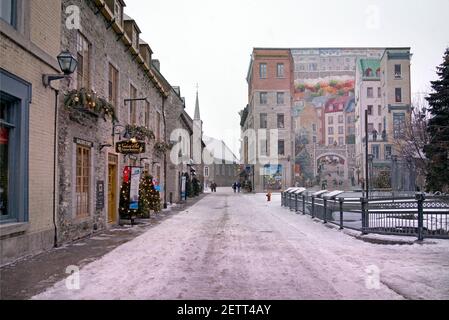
[0,193,208,300]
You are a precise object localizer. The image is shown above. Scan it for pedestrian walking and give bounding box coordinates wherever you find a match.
[237,182,241,193]
[232,182,237,193]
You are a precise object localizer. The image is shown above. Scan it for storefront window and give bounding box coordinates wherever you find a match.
[0,0,16,27]
[0,70,31,224]
[0,101,10,218]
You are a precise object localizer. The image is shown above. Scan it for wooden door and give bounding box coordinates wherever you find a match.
[108,154,118,224]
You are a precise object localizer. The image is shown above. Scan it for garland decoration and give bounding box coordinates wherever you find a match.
[124,124,155,142]
[154,141,173,156]
[64,88,118,122]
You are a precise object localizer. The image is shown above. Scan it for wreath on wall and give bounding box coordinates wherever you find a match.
[124,124,155,142]
[64,88,118,122]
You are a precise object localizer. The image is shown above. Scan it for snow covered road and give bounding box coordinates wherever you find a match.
[33,190,449,300]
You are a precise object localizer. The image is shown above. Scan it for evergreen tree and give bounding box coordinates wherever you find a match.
[119,172,161,220]
[424,48,449,192]
[138,174,161,217]
[185,173,193,198]
[119,179,133,220]
[192,176,200,196]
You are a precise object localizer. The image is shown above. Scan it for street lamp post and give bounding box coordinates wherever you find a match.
[42,50,78,248]
[365,109,369,199]
[368,154,374,195]
[392,155,398,194]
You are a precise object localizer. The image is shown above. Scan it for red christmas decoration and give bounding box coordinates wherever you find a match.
[123,166,131,183]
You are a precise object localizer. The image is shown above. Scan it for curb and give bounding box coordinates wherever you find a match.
[322,221,435,245]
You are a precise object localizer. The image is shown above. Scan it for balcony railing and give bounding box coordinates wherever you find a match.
[363,131,388,143]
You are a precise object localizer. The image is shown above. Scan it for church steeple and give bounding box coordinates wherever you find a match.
[194,85,201,120]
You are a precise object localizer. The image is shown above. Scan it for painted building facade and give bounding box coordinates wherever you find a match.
[241,47,413,191]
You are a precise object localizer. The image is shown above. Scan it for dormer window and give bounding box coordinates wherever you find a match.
[365,68,372,77]
[114,2,123,26]
[124,15,141,50]
[139,41,153,66]
[376,68,380,77]
[105,0,125,27]
[133,27,139,49]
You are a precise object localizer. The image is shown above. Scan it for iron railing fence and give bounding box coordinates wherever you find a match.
[281,189,449,240]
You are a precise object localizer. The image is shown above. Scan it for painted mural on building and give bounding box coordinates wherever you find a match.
[291,48,384,188]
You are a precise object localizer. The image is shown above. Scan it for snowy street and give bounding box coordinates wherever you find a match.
[33,189,449,300]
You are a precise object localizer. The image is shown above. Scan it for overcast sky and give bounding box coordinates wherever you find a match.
[125,0,449,156]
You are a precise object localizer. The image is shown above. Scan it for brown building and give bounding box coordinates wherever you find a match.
[242,48,295,192]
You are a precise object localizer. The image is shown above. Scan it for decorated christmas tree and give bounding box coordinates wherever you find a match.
[119,179,133,220]
[119,170,161,220]
[138,174,161,216]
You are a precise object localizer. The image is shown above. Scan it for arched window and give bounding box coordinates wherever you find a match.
[376,68,381,77]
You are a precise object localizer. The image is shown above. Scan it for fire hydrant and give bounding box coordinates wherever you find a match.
[266,191,272,202]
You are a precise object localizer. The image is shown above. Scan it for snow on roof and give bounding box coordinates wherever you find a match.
[203,136,238,163]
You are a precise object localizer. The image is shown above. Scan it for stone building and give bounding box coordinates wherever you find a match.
[1,0,63,265]
[203,136,239,189]
[56,0,168,244]
[161,82,200,204]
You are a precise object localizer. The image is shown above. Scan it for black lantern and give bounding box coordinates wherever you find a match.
[43,50,78,87]
[57,50,78,75]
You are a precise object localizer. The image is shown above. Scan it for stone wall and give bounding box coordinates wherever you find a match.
[164,90,186,204]
[57,0,166,244]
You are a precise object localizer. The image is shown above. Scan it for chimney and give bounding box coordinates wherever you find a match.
[173,86,181,96]
[152,59,160,71]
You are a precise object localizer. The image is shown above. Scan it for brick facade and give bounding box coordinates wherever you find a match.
[0,0,62,265]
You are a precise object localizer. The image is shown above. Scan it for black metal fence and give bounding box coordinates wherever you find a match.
[281,189,449,240]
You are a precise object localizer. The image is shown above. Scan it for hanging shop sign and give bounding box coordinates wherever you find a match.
[115,140,145,154]
[73,137,94,148]
[96,181,105,210]
[129,167,142,210]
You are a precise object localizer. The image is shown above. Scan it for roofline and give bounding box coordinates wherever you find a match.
[203,136,239,162]
[246,54,253,83]
[180,112,193,134]
[150,64,184,102]
[252,46,411,52]
[381,47,412,61]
